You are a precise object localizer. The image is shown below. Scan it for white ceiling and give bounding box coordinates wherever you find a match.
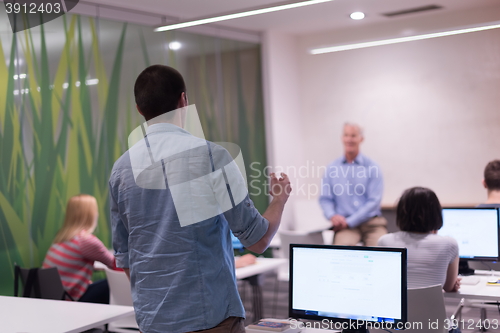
[83,0,500,34]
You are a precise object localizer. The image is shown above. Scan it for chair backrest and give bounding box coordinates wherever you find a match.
[406,284,447,333]
[279,229,324,259]
[103,266,133,306]
[15,265,68,300]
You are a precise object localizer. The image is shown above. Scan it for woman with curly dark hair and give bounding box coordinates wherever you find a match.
[378,187,460,292]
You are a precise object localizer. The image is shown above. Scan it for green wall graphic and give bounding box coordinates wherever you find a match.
[0,12,267,295]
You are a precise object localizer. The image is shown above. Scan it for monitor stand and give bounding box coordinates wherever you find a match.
[459,259,475,276]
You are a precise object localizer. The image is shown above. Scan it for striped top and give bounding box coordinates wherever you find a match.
[378,231,458,289]
[43,232,115,300]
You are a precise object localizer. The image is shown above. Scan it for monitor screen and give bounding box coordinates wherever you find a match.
[231,233,244,250]
[289,244,407,329]
[440,208,499,260]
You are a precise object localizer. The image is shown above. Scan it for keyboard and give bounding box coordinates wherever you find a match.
[460,276,480,285]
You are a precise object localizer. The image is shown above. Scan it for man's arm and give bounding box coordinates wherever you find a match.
[319,169,337,221]
[443,256,460,292]
[109,178,130,272]
[246,173,291,254]
[319,168,348,231]
[210,144,290,254]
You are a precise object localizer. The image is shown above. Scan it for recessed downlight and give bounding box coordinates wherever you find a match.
[169,41,182,50]
[350,12,365,20]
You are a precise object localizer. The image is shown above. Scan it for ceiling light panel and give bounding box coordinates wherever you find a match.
[155,0,333,32]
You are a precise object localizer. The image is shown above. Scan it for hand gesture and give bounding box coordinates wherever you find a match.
[269,172,292,204]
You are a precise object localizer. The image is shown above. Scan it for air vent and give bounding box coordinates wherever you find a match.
[382,5,443,17]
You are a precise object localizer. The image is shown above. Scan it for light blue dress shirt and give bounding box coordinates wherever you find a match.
[319,153,383,228]
[109,123,269,333]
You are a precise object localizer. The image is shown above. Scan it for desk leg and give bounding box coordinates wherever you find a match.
[244,275,264,322]
[480,308,487,332]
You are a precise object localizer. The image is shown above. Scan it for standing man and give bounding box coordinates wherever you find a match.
[319,123,387,246]
[109,65,291,333]
[478,160,500,208]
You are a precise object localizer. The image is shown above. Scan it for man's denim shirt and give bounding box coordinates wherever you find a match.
[109,123,269,333]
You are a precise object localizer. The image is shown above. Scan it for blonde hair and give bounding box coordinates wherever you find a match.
[53,194,99,244]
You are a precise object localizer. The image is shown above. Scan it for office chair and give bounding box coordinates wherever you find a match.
[103,266,139,332]
[14,264,73,300]
[405,285,464,333]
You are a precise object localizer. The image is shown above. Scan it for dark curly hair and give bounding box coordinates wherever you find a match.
[396,187,443,233]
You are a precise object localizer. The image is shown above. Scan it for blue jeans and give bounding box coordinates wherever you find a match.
[78,279,109,304]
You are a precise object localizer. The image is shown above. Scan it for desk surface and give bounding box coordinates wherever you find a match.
[246,320,390,333]
[444,270,500,302]
[236,258,286,280]
[0,296,134,333]
[95,257,286,280]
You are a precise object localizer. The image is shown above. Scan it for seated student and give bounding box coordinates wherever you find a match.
[478,160,500,208]
[43,194,115,303]
[378,187,460,292]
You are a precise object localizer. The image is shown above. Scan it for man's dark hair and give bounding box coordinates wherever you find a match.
[396,187,443,233]
[484,160,500,191]
[134,65,186,120]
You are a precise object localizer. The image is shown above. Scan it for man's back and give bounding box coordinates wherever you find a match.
[109,123,265,332]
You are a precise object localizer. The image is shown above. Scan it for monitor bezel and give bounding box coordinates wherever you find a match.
[441,207,500,261]
[288,244,407,327]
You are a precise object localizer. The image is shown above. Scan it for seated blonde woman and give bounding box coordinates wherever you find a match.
[378,187,460,292]
[43,194,115,303]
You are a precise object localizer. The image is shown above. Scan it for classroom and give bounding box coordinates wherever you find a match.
[1,0,500,332]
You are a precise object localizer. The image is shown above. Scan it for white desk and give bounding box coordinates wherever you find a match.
[236,258,286,321]
[95,258,286,321]
[95,256,286,276]
[0,295,134,333]
[444,270,500,302]
[236,258,286,280]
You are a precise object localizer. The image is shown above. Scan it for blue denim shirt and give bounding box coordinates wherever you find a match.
[109,123,269,333]
[319,153,383,228]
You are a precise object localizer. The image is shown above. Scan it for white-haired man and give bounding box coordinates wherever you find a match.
[319,123,387,246]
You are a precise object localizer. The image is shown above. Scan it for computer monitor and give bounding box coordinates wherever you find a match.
[289,244,407,333]
[439,207,499,275]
